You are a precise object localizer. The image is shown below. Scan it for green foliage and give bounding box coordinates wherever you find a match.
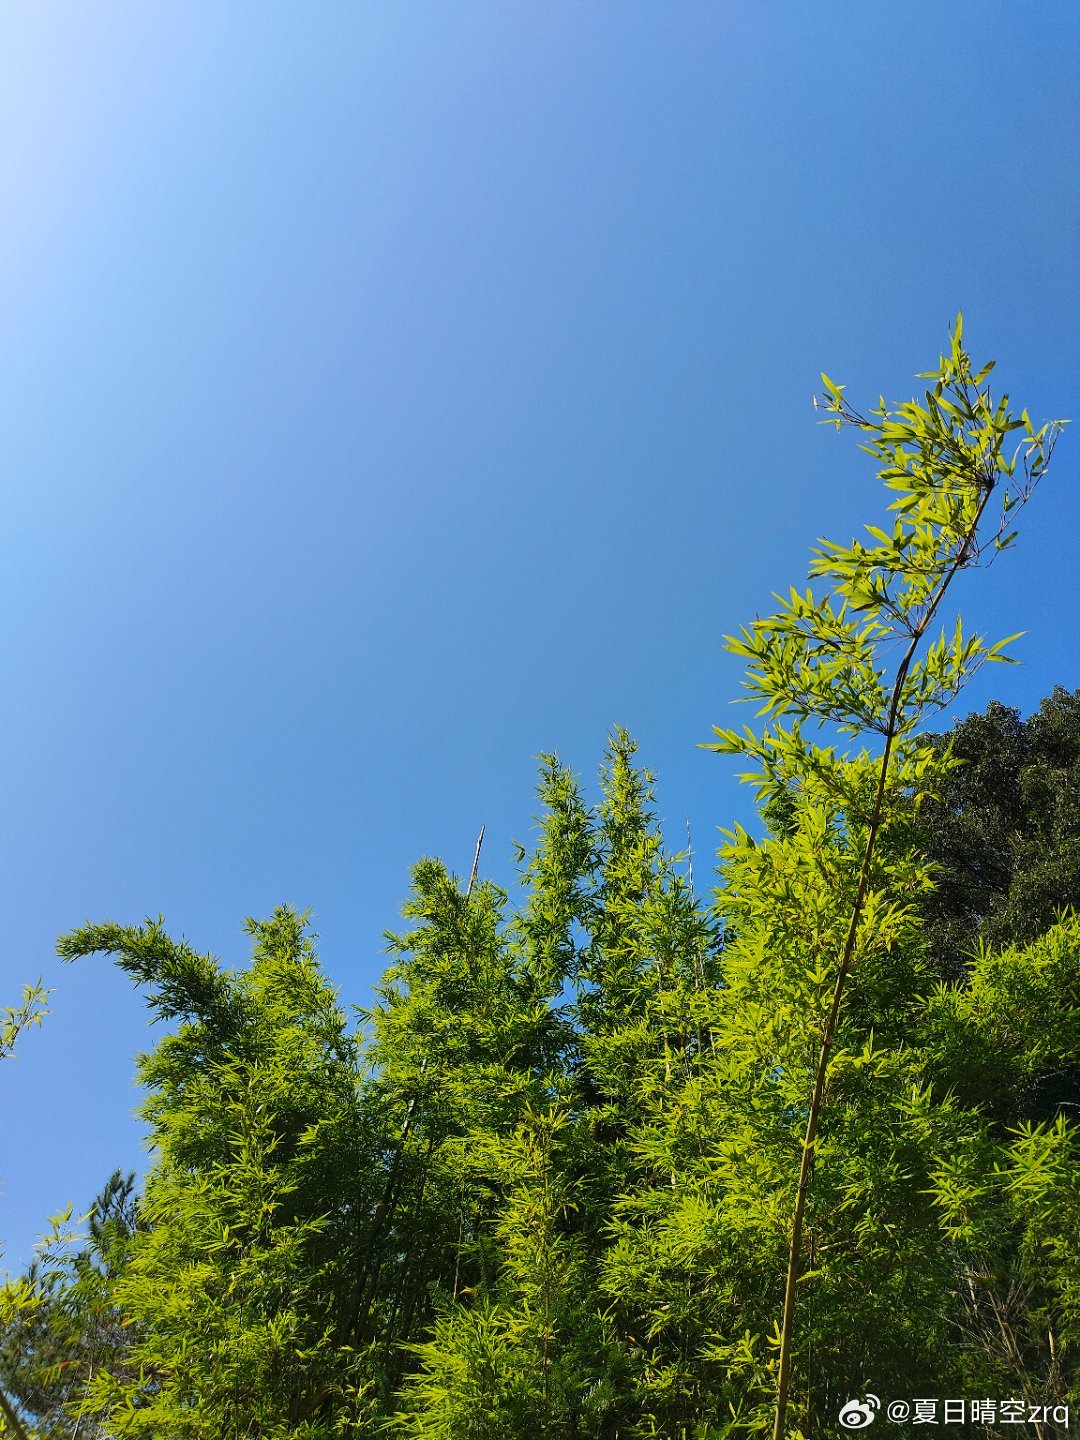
[45,909,387,1438]
[917,917,1080,1404]
[701,315,1063,1436]
[389,1107,627,1440]
[1,980,52,1438]
[1,983,49,1063]
[0,1172,137,1440]
[918,687,1080,975]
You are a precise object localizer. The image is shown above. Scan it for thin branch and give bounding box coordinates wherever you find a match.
[0,1388,32,1440]
[465,825,485,901]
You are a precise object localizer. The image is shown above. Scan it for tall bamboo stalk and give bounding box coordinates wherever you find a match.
[772,489,991,1439]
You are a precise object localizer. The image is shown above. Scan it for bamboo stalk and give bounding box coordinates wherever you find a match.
[772,487,991,1440]
[0,1388,32,1440]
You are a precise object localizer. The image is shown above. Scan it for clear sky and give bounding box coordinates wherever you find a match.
[2,2,1078,1270]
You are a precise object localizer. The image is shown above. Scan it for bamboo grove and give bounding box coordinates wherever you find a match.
[2,324,1077,1438]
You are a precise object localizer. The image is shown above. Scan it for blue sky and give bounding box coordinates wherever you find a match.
[2,2,1078,1269]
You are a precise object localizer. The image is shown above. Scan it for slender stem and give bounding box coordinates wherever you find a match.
[70,1362,92,1440]
[465,825,485,901]
[0,1388,32,1440]
[349,1058,429,1340]
[771,489,990,1439]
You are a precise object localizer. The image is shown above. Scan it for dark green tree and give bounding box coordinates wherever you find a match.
[918,687,1080,976]
[0,1172,137,1440]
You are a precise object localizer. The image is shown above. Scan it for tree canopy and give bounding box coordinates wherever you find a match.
[1,326,1074,1440]
[918,686,1080,975]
